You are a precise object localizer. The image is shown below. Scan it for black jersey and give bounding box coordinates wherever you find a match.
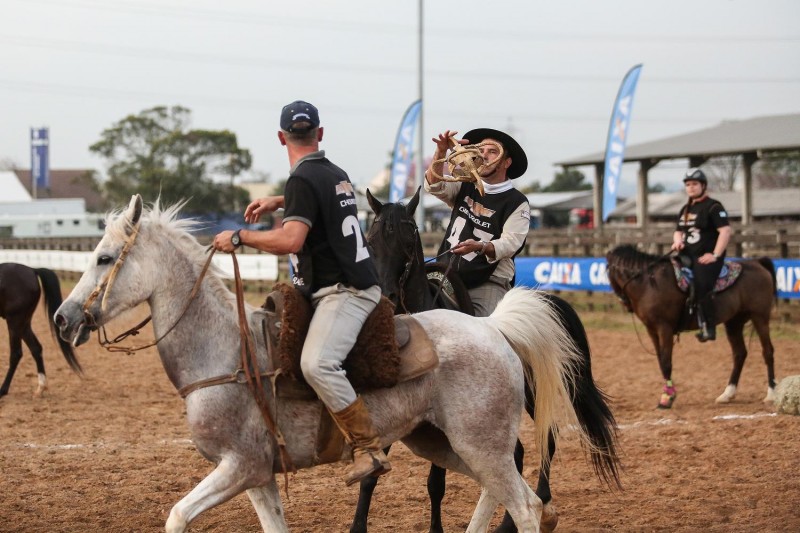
[437,182,528,288]
[676,197,730,258]
[282,153,378,295]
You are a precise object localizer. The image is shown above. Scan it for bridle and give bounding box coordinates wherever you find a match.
[607,251,675,310]
[80,218,216,355]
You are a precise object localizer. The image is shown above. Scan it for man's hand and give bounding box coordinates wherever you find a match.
[451,239,485,256]
[244,196,284,224]
[213,230,237,253]
[431,130,466,154]
[671,241,685,252]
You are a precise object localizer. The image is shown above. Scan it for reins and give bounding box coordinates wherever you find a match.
[229,251,294,492]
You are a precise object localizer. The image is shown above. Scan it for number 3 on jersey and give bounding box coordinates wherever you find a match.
[342,215,370,262]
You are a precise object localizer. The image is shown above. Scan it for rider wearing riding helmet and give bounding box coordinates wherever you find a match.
[670,168,732,342]
[424,128,530,317]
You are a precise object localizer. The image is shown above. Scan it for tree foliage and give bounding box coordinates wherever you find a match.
[545,168,591,192]
[90,106,252,213]
[756,150,800,188]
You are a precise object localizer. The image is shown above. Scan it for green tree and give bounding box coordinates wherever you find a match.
[90,106,252,214]
[756,150,800,188]
[544,168,591,192]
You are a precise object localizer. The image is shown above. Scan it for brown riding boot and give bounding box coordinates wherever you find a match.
[330,396,392,486]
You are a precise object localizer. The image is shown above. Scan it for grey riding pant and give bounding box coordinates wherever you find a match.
[300,283,382,412]
[468,277,512,317]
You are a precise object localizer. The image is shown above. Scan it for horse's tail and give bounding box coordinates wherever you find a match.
[34,268,83,375]
[757,257,777,298]
[489,287,587,470]
[542,294,622,488]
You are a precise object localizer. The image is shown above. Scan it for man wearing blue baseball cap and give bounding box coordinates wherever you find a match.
[213,100,390,485]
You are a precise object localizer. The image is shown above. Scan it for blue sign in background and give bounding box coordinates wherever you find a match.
[514,257,800,300]
[30,127,50,191]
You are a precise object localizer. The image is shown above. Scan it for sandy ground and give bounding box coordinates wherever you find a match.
[1,299,799,533]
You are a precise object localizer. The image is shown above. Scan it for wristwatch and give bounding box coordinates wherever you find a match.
[711,252,719,260]
[231,229,242,249]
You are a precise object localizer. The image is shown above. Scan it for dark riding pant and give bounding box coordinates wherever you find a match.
[692,256,724,334]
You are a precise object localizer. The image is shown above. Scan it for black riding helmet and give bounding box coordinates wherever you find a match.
[683,168,707,185]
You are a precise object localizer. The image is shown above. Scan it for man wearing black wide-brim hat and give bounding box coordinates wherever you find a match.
[424,128,531,316]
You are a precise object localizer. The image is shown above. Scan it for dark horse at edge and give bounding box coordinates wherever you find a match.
[606,244,777,409]
[351,188,621,533]
[0,263,82,397]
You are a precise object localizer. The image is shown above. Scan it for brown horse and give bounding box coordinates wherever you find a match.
[0,263,82,397]
[606,244,776,408]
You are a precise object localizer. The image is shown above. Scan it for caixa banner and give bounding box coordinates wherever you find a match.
[514,257,800,299]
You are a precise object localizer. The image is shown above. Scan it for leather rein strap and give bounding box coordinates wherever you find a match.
[229,251,295,491]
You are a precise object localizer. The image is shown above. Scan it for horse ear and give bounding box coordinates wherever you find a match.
[406,186,421,217]
[366,188,382,216]
[126,194,143,233]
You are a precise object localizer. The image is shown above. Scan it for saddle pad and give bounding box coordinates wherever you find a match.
[671,259,743,294]
[262,283,399,390]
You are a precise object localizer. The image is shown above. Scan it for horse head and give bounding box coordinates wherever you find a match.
[365,187,423,310]
[55,194,197,347]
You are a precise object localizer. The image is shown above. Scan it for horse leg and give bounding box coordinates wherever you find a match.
[753,314,775,402]
[494,386,558,533]
[467,488,500,532]
[21,324,47,397]
[750,314,776,403]
[166,458,274,533]
[717,317,748,403]
[466,459,542,533]
[426,463,446,533]
[246,480,289,533]
[648,326,677,409]
[349,445,392,533]
[0,328,25,397]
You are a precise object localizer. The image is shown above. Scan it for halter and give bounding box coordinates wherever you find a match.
[428,138,505,196]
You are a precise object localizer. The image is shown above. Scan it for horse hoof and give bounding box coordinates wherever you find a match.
[541,503,559,532]
[657,392,675,409]
[715,384,736,404]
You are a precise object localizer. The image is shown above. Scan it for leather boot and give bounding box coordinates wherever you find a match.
[330,396,392,486]
[695,298,716,342]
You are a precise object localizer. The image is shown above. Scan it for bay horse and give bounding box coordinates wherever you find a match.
[54,195,596,533]
[606,244,777,408]
[0,263,82,397]
[360,187,620,533]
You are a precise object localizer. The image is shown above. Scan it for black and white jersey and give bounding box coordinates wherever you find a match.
[676,197,730,258]
[282,153,378,295]
[437,182,528,288]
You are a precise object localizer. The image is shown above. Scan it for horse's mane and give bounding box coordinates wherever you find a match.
[607,244,668,272]
[105,199,235,303]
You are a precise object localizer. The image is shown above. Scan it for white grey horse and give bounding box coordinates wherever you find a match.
[55,195,589,533]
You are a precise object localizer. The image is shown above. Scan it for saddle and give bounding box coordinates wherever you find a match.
[260,283,438,399]
[671,257,743,295]
[258,283,439,467]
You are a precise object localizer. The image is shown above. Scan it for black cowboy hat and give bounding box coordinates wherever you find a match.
[462,128,528,179]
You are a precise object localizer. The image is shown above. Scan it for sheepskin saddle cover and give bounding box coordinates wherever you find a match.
[261,283,437,394]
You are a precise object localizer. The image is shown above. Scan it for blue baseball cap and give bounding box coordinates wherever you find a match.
[280,100,320,133]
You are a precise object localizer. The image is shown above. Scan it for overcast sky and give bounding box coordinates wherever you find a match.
[2,0,799,200]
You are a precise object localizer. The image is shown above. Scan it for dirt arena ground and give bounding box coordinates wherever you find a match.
[1,295,799,532]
